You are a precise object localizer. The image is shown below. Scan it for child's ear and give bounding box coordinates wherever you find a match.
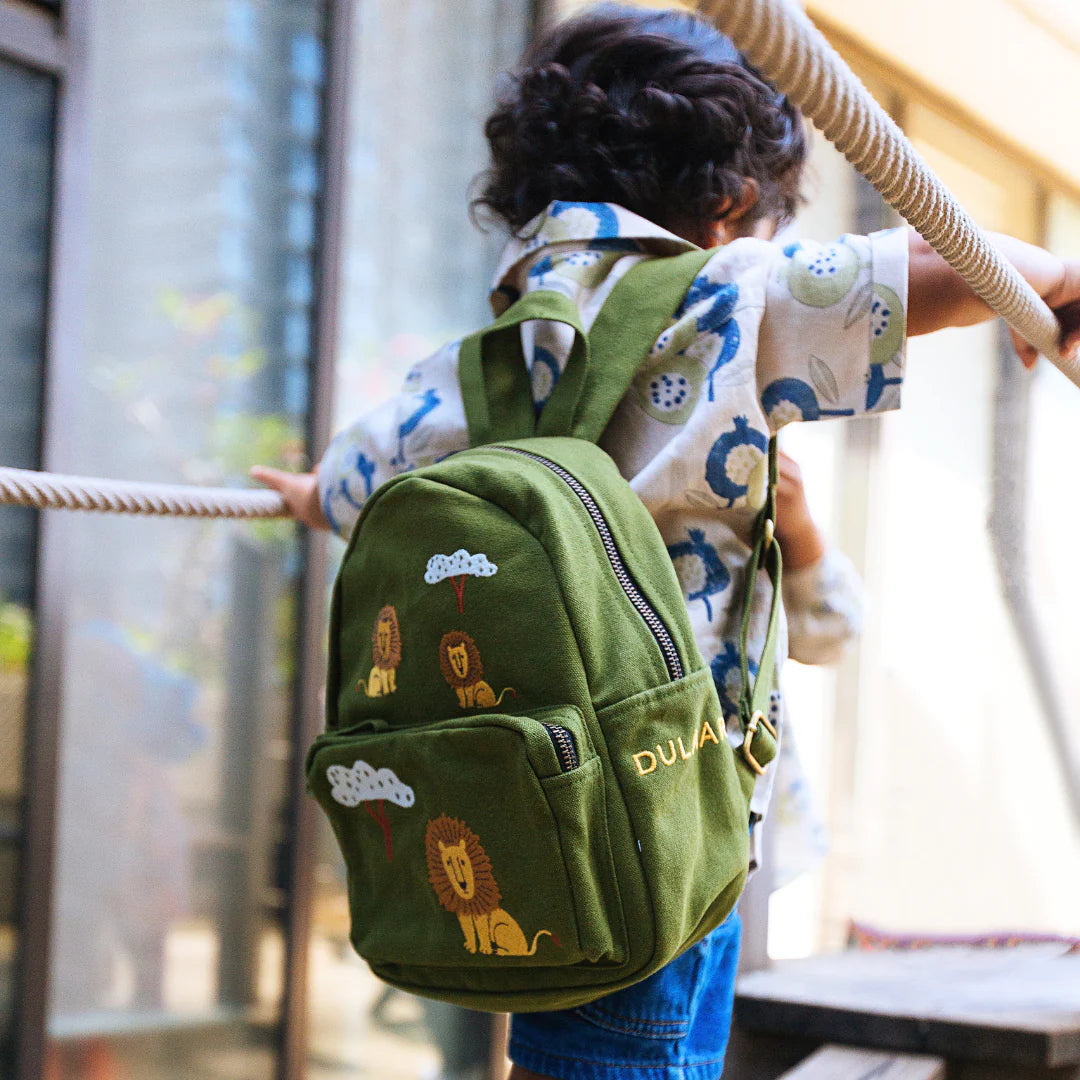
[712,181,765,244]
[714,180,761,225]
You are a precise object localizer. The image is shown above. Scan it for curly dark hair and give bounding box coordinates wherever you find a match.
[474,4,807,239]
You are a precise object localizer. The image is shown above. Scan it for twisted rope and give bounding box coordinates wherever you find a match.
[0,465,287,519]
[699,0,1076,383]
[2,0,1074,518]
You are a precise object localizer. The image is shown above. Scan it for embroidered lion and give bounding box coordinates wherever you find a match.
[438,631,515,709]
[424,814,554,956]
[361,605,401,697]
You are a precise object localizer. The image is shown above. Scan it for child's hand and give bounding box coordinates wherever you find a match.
[1011,261,1080,370]
[249,466,330,530]
[909,233,1080,369]
[774,451,826,571]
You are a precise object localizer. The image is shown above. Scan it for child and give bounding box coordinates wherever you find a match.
[255,6,1080,1078]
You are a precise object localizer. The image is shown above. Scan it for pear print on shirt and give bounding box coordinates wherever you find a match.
[710,640,758,720]
[705,416,769,509]
[390,388,441,468]
[667,529,730,621]
[782,238,865,307]
[865,284,905,408]
[761,374,854,428]
[680,276,741,402]
[333,447,378,516]
[633,317,702,425]
[531,345,561,414]
[546,200,621,239]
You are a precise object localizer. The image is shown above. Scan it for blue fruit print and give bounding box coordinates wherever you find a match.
[783,239,863,307]
[866,365,903,409]
[338,450,377,510]
[531,346,561,413]
[761,377,854,427]
[666,528,730,621]
[527,255,555,282]
[865,284,905,408]
[527,242,637,287]
[321,485,339,534]
[675,276,740,401]
[711,641,757,719]
[548,200,620,238]
[705,415,769,508]
[390,388,440,468]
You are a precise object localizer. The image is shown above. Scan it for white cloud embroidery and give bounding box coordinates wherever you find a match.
[327,760,415,808]
[424,548,498,613]
[326,760,414,862]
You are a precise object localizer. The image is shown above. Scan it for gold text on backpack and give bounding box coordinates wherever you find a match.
[632,719,724,776]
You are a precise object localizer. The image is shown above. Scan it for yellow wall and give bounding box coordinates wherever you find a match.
[806,0,1080,196]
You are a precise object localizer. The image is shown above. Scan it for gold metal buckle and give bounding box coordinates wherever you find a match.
[742,709,777,776]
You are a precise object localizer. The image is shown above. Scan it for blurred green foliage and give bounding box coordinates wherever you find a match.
[0,597,31,674]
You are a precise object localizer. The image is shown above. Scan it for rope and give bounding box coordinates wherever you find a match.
[698,0,1078,385]
[2,0,1074,517]
[0,465,287,519]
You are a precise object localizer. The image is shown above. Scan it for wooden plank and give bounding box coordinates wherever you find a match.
[779,1045,946,1080]
[736,947,1080,1068]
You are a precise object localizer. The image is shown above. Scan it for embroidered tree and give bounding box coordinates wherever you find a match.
[327,760,415,861]
[424,549,498,614]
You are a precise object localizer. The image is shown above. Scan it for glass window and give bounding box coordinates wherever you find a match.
[808,108,1080,945]
[0,56,54,1062]
[44,3,326,1077]
[309,1,531,1074]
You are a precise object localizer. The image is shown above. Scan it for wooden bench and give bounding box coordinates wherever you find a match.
[725,945,1080,1079]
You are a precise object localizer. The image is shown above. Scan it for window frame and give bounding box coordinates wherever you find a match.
[1,2,353,1078]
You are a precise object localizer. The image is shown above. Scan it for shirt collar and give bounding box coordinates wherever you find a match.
[490,201,699,310]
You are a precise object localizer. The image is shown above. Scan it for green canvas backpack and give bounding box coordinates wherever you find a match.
[306,249,782,1012]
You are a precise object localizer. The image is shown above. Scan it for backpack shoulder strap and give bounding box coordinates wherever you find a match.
[736,437,782,786]
[543,247,716,442]
[458,247,715,447]
[458,288,587,448]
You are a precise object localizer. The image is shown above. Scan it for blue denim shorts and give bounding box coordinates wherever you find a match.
[508,912,741,1080]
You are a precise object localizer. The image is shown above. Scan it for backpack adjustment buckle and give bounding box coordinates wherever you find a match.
[762,518,775,550]
[742,709,777,776]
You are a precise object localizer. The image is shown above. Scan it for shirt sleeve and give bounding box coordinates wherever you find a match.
[316,341,469,540]
[782,546,865,665]
[757,226,909,431]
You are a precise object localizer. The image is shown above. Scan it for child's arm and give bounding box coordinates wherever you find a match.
[906,230,1080,367]
[774,451,825,571]
[775,450,864,666]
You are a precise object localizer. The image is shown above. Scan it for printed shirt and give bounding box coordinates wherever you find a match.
[318,200,908,818]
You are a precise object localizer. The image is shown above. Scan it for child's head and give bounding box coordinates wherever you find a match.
[476,4,807,247]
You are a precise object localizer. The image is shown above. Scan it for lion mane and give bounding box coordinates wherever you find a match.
[438,630,482,687]
[425,814,501,917]
[372,605,402,671]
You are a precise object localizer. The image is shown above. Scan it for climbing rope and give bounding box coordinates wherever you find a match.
[0,465,287,518]
[1,0,1076,518]
[699,0,1076,382]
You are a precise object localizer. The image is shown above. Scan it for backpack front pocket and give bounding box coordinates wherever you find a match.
[306,706,623,970]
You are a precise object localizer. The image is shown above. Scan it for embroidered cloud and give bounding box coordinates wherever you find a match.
[327,759,414,861]
[424,548,498,614]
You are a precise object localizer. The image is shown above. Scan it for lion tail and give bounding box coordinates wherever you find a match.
[493,687,517,706]
[527,930,553,955]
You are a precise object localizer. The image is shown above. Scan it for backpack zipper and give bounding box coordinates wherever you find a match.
[540,722,580,772]
[491,445,684,681]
